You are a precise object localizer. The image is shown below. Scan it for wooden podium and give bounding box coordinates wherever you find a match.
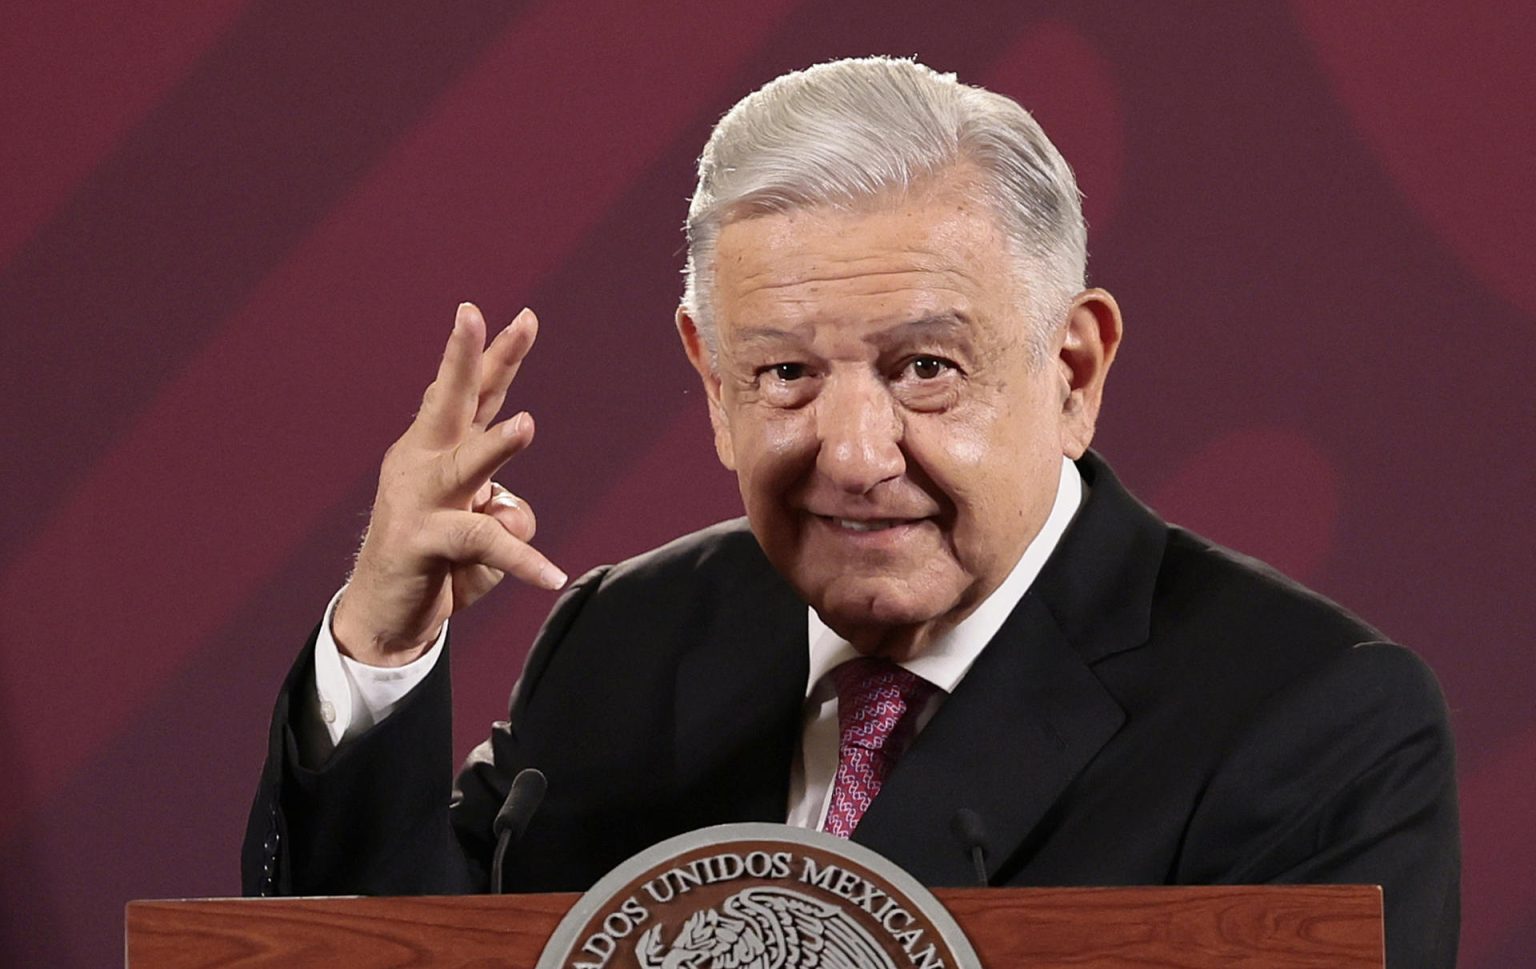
[126,885,1382,967]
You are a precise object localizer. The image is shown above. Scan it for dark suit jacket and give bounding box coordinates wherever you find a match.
[244,453,1459,968]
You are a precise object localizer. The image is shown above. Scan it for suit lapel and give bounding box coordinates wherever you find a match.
[851,594,1125,884]
[671,546,808,825]
[853,452,1166,884]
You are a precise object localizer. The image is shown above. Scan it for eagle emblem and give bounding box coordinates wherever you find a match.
[635,886,898,969]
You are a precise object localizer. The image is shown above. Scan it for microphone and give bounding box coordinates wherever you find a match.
[950,808,989,887]
[490,768,547,894]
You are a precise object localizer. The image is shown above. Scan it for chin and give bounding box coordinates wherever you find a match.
[811,576,961,639]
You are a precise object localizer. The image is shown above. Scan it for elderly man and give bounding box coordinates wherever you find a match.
[244,58,1458,967]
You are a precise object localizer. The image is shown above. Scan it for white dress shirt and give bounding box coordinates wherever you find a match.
[310,457,1083,829]
[308,590,447,755]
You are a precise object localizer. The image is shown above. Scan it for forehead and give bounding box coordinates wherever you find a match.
[711,186,1019,332]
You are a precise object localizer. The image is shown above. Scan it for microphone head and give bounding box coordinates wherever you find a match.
[494,768,548,840]
[951,808,990,887]
[950,807,987,848]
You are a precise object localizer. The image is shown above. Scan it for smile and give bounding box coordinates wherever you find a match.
[813,514,930,537]
[835,518,903,532]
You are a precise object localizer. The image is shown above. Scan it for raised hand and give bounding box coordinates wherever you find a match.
[331,303,566,667]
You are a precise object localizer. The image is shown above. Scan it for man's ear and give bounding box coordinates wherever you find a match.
[1055,288,1123,459]
[676,306,737,471]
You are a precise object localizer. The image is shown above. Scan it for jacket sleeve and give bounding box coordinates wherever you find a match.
[240,621,471,896]
[240,568,609,897]
[1179,642,1460,969]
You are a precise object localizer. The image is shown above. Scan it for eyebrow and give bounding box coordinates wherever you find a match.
[732,325,803,348]
[880,313,972,342]
[732,312,974,350]
[864,312,977,354]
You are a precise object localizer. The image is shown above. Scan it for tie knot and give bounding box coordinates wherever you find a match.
[830,657,937,754]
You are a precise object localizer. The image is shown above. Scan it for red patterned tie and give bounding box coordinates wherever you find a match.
[822,657,939,838]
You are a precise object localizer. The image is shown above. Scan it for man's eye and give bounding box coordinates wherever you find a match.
[907,356,954,380]
[767,362,808,382]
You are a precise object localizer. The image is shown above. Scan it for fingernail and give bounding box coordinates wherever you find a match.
[490,493,520,511]
[542,565,568,590]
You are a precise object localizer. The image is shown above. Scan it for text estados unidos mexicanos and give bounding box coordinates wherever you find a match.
[568,851,946,969]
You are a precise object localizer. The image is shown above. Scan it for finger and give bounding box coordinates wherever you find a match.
[441,412,536,500]
[417,303,486,447]
[471,480,524,515]
[450,561,509,611]
[426,508,566,590]
[474,307,539,429]
[484,484,537,543]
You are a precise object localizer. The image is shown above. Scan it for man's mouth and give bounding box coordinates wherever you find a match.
[812,513,930,535]
[832,518,905,532]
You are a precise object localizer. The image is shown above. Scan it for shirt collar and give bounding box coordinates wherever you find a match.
[804,455,1084,698]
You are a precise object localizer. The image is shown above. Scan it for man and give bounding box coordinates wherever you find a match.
[244,58,1458,967]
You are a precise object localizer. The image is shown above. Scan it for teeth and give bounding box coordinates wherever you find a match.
[838,519,898,532]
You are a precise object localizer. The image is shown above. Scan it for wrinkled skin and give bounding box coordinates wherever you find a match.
[679,172,1122,660]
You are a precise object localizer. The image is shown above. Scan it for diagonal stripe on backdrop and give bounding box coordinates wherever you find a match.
[0,0,805,836]
[0,0,253,264]
[0,0,529,564]
[1459,722,1536,966]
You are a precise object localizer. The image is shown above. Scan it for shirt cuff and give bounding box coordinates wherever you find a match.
[312,587,447,749]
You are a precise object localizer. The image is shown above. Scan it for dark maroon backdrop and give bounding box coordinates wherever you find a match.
[2,3,1531,966]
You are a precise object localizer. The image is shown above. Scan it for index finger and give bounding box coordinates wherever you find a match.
[415,302,486,447]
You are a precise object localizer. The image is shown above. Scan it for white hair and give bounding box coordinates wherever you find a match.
[682,56,1087,362]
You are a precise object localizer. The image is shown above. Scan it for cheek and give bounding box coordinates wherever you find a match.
[911,401,1060,533]
[759,409,813,460]
[907,411,995,501]
[733,410,817,508]
[937,422,991,470]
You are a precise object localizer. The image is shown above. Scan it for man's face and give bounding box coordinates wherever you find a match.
[682,175,1113,657]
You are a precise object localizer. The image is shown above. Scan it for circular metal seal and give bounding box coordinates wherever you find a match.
[536,822,980,969]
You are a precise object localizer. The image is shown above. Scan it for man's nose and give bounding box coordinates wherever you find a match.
[815,373,905,494]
